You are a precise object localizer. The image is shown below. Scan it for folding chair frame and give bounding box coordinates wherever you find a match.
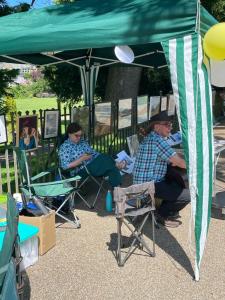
[117,209,155,267]
[114,181,156,266]
[15,148,81,228]
[78,165,107,209]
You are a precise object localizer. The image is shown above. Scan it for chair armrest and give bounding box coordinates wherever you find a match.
[29,175,81,187]
[31,171,51,181]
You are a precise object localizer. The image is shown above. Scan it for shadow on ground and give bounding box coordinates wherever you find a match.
[107,214,194,277]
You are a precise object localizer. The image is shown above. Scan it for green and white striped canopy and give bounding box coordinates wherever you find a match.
[0,0,217,280]
[162,33,213,280]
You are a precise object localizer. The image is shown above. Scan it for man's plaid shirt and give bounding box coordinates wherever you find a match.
[133,131,175,184]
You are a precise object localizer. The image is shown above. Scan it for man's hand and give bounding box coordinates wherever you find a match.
[169,154,186,169]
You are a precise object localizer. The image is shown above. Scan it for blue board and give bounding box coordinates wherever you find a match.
[0,222,39,251]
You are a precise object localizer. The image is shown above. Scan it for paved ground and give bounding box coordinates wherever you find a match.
[23,124,225,300]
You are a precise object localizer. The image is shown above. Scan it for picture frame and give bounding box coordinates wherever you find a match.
[71,106,89,136]
[161,96,168,112]
[118,98,132,129]
[94,102,111,136]
[137,95,148,124]
[16,115,39,151]
[0,115,8,144]
[168,94,176,116]
[43,110,59,139]
[149,96,160,119]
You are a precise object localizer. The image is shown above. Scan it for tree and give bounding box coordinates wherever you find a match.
[0,0,31,113]
[43,65,82,105]
[0,69,19,114]
[201,0,225,22]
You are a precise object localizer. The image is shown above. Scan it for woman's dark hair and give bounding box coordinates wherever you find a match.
[66,122,82,134]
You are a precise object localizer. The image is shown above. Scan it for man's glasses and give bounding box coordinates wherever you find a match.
[159,122,173,128]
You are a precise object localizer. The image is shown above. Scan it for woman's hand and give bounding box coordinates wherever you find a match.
[79,153,92,162]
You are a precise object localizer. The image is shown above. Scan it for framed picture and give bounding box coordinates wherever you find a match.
[161,96,168,112]
[94,102,111,136]
[149,96,160,119]
[43,110,59,139]
[0,115,8,144]
[71,106,89,136]
[16,115,39,151]
[118,98,132,129]
[137,95,148,124]
[168,94,176,116]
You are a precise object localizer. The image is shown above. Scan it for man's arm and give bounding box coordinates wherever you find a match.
[169,153,186,169]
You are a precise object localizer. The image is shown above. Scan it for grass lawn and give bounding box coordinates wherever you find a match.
[16,97,60,114]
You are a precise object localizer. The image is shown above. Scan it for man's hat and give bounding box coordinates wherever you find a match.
[150,111,173,123]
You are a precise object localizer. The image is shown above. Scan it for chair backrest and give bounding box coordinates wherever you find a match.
[126,134,140,158]
[0,194,19,295]
[14,148,31,187]
[114,181,155,216]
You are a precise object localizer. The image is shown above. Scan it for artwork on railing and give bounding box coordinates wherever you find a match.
[0,115,8,144]
[137,95,148,124]
[118,98,132,129]
[43,110,59,139]
[16,115,39,150]
[149,96,160,119]
[71,106,89,136]
[161,96,168,112]
[94,102,111,136]
[168,94,176,116]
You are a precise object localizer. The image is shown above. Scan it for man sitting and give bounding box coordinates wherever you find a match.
[59,122,122,188]
[133,111,190,228]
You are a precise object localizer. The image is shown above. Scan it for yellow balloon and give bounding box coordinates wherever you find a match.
[203,23,225,60]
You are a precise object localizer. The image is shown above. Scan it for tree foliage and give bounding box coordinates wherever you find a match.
[43,65,82,104]
[201,0,225,22]
[0,69,19,114]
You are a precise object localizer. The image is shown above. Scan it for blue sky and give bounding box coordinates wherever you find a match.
[7,0,53,8]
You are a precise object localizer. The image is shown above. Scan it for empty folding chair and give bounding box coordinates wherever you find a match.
[14,147,81,228]
[114,181,156,266]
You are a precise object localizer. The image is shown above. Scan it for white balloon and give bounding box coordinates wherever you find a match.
[114,45,134,64]
[210,59,225,87]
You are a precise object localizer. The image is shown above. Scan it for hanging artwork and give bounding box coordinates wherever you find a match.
[94,102,111,136]
[43,110,59,139]
[149,96,160,119]
[137,95,148,124]
[161,96,168,112]
[118,98,132,129]
[71,106,89,136]
[16,115,39,151]
[0,115,8,144]
[168,94,176,116]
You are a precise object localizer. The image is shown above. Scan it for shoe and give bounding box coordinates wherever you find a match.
[157,215,182,228]
[168,211,181,219]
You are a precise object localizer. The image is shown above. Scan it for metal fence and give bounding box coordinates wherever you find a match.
[0,104,152,194]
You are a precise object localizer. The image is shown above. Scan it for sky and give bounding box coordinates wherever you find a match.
[7,0,53,9]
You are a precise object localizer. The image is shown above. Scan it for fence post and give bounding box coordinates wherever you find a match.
[5,148,11,194]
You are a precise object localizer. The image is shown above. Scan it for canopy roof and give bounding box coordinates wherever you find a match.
[0,0,216,68]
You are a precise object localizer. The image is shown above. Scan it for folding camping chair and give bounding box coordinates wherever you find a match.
[114,181,156,266]
[58,164,107,209]
[14,148,81,228]
[0,194,23,300]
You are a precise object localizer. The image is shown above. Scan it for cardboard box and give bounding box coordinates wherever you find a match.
[19,210,56,255]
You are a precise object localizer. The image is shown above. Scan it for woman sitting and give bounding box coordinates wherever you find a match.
[59,122,122,188]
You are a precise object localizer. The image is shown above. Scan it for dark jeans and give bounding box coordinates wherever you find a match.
[155,180,190,218]
[78,154,122,188]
